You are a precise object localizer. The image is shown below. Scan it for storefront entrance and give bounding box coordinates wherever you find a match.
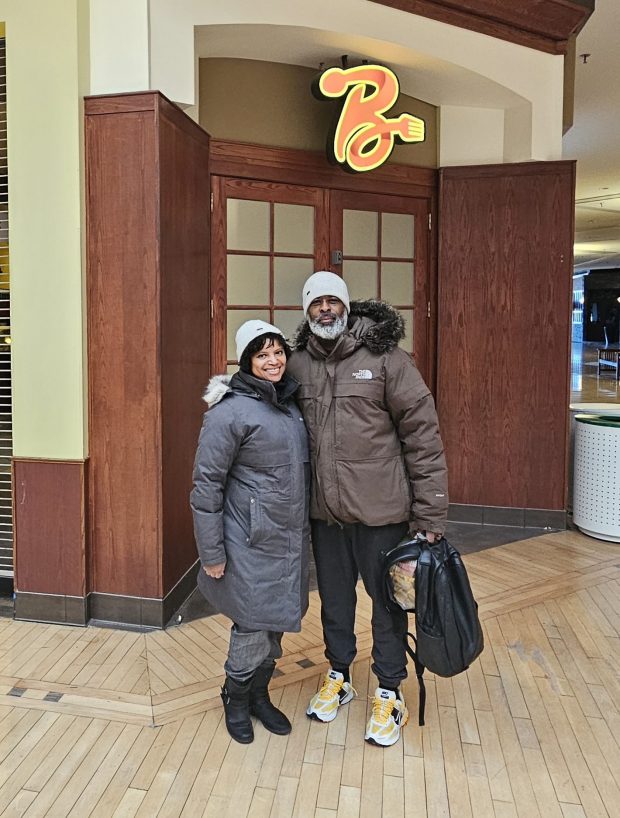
[211,175,434,383]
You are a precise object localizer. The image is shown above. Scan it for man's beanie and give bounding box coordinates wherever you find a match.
[235,319,285,362]
[302,271,350,315]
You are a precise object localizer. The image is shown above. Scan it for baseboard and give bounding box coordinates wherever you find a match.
[448,503,567,529]
[14,560,201,629]
[14,592,88,626]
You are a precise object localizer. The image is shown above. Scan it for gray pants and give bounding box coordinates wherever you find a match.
[311,519,409,689]
[224,624,283,682]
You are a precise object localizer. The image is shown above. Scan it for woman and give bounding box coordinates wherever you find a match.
[190,320,310,744]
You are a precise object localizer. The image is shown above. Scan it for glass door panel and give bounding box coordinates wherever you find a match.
[226,199,270,251]
[342,260,378,301]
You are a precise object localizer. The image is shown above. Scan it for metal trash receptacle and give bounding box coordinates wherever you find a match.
[573,414,620,542]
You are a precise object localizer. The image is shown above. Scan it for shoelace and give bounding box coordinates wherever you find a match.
[370,695,395,726]
[317,676,343,702]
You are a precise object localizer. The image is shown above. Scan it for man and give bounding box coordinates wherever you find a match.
[287,271,448,747]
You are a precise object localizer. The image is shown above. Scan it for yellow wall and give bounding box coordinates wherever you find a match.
[199,58,438,168]
[0,0,88,459]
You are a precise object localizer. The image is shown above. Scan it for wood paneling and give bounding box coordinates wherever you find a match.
[86,105,161,599]
[13,459,86,596]
[159,103,210,595]
[86,93,210,602]
[210,140,436,198]
[369,0,594,55]
[437,161,575,510]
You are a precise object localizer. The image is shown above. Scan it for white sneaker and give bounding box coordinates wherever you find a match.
[306,669,356,723]
[365,687,408,746]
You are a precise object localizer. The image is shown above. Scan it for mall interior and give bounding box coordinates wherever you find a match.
[0,1,619,816]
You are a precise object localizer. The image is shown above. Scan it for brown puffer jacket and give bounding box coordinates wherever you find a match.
[287,300,448,533]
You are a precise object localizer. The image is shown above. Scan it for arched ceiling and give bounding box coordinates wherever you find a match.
[194,24,526,110]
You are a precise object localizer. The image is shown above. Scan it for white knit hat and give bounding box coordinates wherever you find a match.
[302,271,350,315]
[235,319,285,362]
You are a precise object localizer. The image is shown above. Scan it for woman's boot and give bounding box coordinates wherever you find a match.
[221,675,254,743]
[249,663,292,735]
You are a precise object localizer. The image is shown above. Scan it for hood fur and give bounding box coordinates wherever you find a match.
[202,374,232,407]
[293,299,406,354]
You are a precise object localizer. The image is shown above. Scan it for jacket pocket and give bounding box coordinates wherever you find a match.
[335,455,411,526]
[249,496,261,544]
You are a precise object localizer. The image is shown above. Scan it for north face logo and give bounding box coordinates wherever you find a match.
[352,369,373,380]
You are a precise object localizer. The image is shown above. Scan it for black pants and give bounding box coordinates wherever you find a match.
[311,519,409,689]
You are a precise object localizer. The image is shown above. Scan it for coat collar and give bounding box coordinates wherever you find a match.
[293,299,406,357]
[202,371,299,408]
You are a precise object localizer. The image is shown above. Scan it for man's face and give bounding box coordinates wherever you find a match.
[307,295,346,326]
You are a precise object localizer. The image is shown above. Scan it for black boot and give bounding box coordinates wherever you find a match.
[221,675,254,744]
[249,663,292,735]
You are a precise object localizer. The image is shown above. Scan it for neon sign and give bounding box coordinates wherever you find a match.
[313,64,426,174]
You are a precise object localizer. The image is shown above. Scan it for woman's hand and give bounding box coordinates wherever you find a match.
[204,561,226,579]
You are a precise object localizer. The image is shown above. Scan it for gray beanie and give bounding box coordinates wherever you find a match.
[302,271,350,315]
[235,319,285,362]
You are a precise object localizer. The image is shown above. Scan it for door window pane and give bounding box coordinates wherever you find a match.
[343,260,378,301]
[274,203,314,255]
[382,213,414,259]
[227,254,270,305]
[227,309,271,360]
[398,310,414,354]
[227,199,270,251]
[274,257,314,306]
[274,309,304,344]
[381,261,414,306]
[343,210,378,257]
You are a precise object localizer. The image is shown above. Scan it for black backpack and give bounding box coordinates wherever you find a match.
[382,535,484,725]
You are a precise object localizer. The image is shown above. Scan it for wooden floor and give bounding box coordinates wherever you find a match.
[0,529,619,817]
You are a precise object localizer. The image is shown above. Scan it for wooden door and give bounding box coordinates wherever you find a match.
[211,178,433,382]
[329,190,432,382]
[211,177,329,372]
[437,161,575,510]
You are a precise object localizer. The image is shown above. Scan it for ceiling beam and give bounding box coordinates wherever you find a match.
[367,0,595,55]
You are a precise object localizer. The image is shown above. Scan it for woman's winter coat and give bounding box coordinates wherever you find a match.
[190,371,310,632]
[287,300,448,533]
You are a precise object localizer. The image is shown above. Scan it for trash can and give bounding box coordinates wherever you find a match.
[568,403,620,511]
[573,414,620,542]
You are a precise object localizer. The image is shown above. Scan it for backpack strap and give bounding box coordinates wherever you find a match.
[405,631,426,726]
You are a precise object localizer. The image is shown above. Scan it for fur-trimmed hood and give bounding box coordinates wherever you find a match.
[293,299,406,354]
[202,374,232,407]
[202,371,300,408]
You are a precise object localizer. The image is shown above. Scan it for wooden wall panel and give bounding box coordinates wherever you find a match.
[13,459,86,596]
[437,161,575,511]
[86,104,162,598]
[158,99,210,595]
[209,140,436,198]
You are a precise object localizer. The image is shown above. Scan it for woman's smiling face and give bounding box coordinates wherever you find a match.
[250,338,287,383]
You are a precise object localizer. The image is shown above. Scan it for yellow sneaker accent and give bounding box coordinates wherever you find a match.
[306,669,356,723]
[365,687,408,746]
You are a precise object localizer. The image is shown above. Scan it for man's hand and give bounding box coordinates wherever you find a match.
[204,561,226,579]
[425,532,442,543]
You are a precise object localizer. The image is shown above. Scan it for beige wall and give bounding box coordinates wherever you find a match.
[199,58,438,168]
[1,0,88,459]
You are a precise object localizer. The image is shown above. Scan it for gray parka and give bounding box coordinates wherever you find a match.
[190,371,310,632]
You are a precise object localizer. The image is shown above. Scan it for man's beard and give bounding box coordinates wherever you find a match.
[309,310,348,340]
